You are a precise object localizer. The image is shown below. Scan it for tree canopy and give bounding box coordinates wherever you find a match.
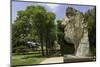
[12,5,56,56]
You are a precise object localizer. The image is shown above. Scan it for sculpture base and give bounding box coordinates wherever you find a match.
[64,55,96,63]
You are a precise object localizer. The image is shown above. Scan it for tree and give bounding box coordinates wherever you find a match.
[12,5,56,56]
[85,7,96,56]
[44,12,56,56]
[12,10,32,53]
[57,20,65,56]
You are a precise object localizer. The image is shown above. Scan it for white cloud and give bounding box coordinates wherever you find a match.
[46,4,59,12]
[46,4,59,9]
[35,3,59,12]
[33,3,60,13]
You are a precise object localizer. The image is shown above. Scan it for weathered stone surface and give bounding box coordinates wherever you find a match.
[64,55,95,63]
[62,7,90,57]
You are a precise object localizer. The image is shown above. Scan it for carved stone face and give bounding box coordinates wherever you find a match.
[61,7,90,56]
[62,7,85,51]
[61,16,69,27]
[62,15,75,44]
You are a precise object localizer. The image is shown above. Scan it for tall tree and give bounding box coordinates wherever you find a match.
[85,7,96,56]
[12,5,56,56]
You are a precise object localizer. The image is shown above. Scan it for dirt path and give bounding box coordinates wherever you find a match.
[40,57,63,64]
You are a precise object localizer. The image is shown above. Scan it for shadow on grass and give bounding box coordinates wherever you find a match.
[12,52,48,59]
[22,55,47,59]
[13,51,42,55]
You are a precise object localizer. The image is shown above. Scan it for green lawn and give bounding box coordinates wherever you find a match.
[12,52,47,66]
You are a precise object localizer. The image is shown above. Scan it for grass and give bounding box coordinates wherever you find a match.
[12,52,47,66]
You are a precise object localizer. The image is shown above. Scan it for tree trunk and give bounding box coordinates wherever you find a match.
[40,38,44,56]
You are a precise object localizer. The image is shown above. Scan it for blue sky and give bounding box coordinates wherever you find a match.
[12,1,94,22]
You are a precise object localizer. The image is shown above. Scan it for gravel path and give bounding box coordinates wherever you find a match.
[40,57,63,64]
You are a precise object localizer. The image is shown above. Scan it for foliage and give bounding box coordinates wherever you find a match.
[12,5,56,56]
[85,7,96,56]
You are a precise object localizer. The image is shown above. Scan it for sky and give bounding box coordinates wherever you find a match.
[12,1,94,23]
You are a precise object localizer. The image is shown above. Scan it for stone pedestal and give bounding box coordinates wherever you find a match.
[64,55,96,63]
